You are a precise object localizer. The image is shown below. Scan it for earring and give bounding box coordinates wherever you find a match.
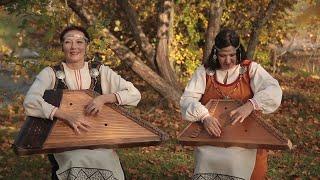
[212,49,217,63]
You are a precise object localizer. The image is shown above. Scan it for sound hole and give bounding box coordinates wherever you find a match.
[244,129,248,132]
[69,103,73,106]
[224,107,227,110]
[104,124,108,126]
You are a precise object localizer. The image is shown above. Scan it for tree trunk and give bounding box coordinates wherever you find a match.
[156,0,182,90]
[67,0,182,107]
[270,49,277,74]
[202,0,225,64]
[103,29,182,106]
[116,0,156,70]
[246,0,277,59]
[168,1,175,69]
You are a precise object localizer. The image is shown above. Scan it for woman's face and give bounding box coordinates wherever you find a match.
[217,46,237,70]
[62,30,88,64]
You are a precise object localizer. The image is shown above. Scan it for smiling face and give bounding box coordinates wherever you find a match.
[217,46,237,70]
[62,30,88,64]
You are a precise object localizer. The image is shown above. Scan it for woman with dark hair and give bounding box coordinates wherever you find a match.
[180,29,282,179]
[23,25,141,179]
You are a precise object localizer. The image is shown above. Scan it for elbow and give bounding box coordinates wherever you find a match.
[127,89,141,106]
[23,96,32,110]
[132,91,141,106]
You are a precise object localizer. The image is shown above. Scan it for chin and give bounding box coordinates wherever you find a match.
[66,57,84,63]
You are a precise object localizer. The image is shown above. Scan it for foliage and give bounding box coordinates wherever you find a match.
[0,1,319,178]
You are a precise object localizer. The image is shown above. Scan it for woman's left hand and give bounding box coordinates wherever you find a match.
[229,101,254,125]
[85,94,117,116]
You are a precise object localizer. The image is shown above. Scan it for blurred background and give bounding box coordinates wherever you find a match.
[0,0,319,179]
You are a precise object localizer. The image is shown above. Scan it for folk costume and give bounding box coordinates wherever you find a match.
[180,60,282,180]
[24,61,141,180]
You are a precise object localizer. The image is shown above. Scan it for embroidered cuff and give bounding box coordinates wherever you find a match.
[248,99,260,110]
[49,107,58,120]
[114,92,123,105]
[199,113,210,123]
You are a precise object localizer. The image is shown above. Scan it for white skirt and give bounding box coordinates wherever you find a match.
[54,149,124,180]
[193,146,257,180]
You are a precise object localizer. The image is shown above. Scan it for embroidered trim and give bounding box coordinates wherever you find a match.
[74,70,82,90]
[192,173,245,180]
[114,92,123,105]
[58,167,118,180]
[248,99,260,110]
[49,107,58,120]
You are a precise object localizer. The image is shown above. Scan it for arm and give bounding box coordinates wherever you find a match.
[180,65,221,136]
[230,62,282,125]
[180,65,209,122]
[23,67,57,120]
[249,62,282,114]
[85,65,141,115]
[23,67,91,134]
[100,65,141,106]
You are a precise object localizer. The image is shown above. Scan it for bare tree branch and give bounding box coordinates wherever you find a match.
[116,0,156,70]
[246,0,277,59]
[67,0,182,107]
[202,0,225,64]
[67,0,96,26]
[103,29,182,106]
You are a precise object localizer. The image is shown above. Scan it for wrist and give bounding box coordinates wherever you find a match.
[200,113,210,123]
[248,99,260,111]
[101,94,117,104]
[246,101,254,112]
[54,108,68,121]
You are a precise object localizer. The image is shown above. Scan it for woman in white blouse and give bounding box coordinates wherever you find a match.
[24,26,141,180]
[180,29,282,180]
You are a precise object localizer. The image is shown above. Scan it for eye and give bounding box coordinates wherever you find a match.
[77,40,85,44]
[64,40,71,44]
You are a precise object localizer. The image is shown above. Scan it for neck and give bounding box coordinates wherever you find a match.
[65,60,85,70]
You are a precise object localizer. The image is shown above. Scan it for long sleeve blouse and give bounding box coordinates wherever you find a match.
[23,62,141,119]
[180,62,282,122]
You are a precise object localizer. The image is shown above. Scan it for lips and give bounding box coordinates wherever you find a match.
[70,52,80,56]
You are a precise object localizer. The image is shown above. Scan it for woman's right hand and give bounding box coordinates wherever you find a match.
[203,115,222,137]
[54,109,91,135]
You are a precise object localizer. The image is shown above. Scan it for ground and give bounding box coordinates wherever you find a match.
[0,65,319,179]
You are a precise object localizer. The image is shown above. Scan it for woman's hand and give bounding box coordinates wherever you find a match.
[54,109,92,135]
[229,101,254,125]
[203,115,222,137]
[85,94,117,116]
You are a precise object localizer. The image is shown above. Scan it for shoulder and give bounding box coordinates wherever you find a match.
[241,60,261,71]
[99,64,116,73]
[193,65,207,76]
[187,65,208,82]
[38,66,55,76]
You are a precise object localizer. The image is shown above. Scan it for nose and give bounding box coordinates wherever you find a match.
[70,42,76,49]
[225,55,232,64]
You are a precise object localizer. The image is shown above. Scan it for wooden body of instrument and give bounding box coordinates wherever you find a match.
[178,99,292,150]
[13,90,168,155]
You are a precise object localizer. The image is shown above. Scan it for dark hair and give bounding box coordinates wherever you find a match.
[205,29,247,70]
[59,25,90,43]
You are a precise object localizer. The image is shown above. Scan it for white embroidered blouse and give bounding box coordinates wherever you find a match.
[180,62,282,122]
